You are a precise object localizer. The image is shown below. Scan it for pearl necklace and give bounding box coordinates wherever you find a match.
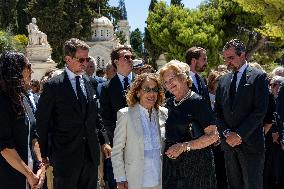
[173,89,193,106]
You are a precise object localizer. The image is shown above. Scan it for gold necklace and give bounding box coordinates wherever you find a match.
[173,89,192,106]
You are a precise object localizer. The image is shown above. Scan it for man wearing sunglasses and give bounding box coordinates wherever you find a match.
[36,38,111,189]
[100,45,134,189]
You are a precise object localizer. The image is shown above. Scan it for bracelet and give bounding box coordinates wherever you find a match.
[223,129,231,137]
[186,142,191,152]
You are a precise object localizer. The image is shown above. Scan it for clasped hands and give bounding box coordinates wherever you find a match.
[225,132,242,147]
[27,162,46,189]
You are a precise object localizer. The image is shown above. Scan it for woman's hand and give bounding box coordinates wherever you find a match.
[33,166,46,189]
[165,143,186,159]
[26,172,39,189]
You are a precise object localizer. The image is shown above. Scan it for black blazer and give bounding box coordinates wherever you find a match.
[215,66,269,153]
[36,71,109,177]
[191,73,211,106]
[100,74,132,144]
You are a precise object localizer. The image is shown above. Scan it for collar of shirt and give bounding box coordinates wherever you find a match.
[234,62,248,90]
[189,71,199,89]
[65,66,83,80]
[65,67,87,97]
[138,104,157,121]
[117,72,133,86]
[237,62,248,76]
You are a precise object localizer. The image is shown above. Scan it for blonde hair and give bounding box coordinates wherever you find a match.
[158,60,192,87]
[126,73,164,109]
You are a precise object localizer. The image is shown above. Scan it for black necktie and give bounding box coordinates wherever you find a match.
[230,71,238,101]
[75,76,87,112]
[123,77,129,91]
[195,74,202,95]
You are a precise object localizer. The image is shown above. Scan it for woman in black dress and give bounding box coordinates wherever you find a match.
[158,60,219,189]
[0,51,45,189]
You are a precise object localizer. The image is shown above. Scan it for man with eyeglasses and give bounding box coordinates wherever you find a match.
[100,45,134,189]
[215,39,269,189]
[185,46,211,106]
[36,38,111,189]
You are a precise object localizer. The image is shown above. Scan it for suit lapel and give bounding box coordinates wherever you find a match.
[83,75,93,119]
[131,104,144,149]
[62,71,82,118]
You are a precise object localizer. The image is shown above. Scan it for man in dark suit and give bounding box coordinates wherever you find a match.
[100,45,134,189]
[215,39,269,189]
[36,38,111,189]
[185,46,210,105]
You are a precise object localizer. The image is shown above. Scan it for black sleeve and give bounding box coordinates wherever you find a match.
[99,84,116,138]
[194,97,216,129]
[0,95,15,151]
[263,93,276,124]
[36,82,56,158]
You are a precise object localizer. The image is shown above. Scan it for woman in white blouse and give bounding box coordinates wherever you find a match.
[111,73,168,189]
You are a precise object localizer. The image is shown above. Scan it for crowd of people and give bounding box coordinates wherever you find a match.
[0,38,284,189]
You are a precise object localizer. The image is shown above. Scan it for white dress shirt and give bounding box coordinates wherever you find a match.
[139,105,161,187]
[234,62,248,92]
[117,72,133,87]
[65,67,87,98]
[189,71,199,92]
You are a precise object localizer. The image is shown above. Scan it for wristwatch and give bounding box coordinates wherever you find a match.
[186,143,191,152]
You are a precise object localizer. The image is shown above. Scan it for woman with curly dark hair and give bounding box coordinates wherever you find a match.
[111,73,168,189]
[0,51,45,189]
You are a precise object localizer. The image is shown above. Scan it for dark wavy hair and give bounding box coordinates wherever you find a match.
[0,51,26,115]
[126,73,164,109]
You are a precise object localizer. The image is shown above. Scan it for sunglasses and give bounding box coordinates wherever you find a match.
[120,54,135,60]
[142,86,159,93]
[73,57,91,63]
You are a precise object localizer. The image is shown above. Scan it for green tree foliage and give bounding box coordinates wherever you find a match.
[27,0,95,66]
[130,28,143,57]
[147,0,284,70]
[0,1,18,33]
[116,31,127,44]
[0,30,28,53]
[235,0,284,42]
[147,2,223,68]
[170,0,184,7]
[144,0,162,69]
[0,0,30,34]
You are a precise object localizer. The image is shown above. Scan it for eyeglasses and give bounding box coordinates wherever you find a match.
[120,54,135,60]
[142,86,159,93]
[73,57,91,63]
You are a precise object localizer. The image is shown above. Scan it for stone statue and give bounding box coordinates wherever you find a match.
[27,18,48,46]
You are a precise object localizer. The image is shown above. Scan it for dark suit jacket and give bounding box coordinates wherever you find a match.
[36,71,109,177]
[215,66,269,153]
[277,85,284,139]
[191,73,211,106]
[100,74,132,144]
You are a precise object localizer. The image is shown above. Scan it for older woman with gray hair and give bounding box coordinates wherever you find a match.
[158,60,219,189]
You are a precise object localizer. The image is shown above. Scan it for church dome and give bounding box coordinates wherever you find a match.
[92,16,113,27]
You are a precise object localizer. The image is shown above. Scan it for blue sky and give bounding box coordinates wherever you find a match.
[108,0,204,32]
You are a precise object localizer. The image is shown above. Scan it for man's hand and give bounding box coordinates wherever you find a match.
[102,144,112,158]
[272,132,280,144]
[117,181,128,189]
[225,132,242,147]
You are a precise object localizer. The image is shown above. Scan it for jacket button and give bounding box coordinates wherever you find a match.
[82,137,86,140]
